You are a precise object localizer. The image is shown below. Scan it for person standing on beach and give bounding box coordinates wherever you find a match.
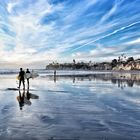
[18,68,25,90]
[26,68,30,89]
[54,70,56,83]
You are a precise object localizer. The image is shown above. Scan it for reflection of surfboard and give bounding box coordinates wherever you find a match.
[28,93,39,99]
[24,97,31,105]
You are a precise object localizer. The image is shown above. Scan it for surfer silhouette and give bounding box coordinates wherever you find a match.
[26,68,30,89]
[18,68,25,90]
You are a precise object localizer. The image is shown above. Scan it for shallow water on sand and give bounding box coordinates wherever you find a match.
[0,73,140,140]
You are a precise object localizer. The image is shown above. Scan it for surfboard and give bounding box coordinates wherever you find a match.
[7,88,19,90]
[30,71,39,78]
[16,75,20,80]
[16,71,39,80]
[25,73,31,79]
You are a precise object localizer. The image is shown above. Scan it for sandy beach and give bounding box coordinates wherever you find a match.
[0,70,140,140]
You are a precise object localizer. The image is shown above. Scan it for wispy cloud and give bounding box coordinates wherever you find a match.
[71,20,140,51]
[125,38,140,45]
[71,43,128,62]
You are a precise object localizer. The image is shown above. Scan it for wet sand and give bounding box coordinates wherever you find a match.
[0,73,140,140]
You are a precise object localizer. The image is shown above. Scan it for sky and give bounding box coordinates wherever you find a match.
[0,0,140,68]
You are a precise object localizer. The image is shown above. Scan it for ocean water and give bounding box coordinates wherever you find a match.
[0,70,140,140]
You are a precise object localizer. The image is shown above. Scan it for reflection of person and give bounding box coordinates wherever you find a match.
[26,88,31,100]
[17,90,25,110]
[73,76,75,83]
[26,68,30,89]
[26,88,39,100]
[54,70,56,83]
[127,80,134,87]
[54,76,56,83]
[18,68,25,90]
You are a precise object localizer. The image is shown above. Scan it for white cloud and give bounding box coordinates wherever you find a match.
[71,43,127,62]
[125,38,140,45]
[7,0,20,13]
[100,3,117,23]
[100,0,125,23]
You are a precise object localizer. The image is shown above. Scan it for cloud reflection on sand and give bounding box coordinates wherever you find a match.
[0,72,140,139]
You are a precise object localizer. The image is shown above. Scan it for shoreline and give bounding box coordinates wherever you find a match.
[43,69,140,75]
[0,69,140,75]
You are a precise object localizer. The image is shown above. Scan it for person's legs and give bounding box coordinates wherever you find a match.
[19,80,21,89]
[27,79,29,89]
[22,80,25,90]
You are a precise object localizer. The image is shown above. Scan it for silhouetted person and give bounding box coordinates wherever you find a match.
[54,70,56,76]
[18,68,25,90]
[54,70,56,83]
[17,90,25,110]
[26,68,30,89]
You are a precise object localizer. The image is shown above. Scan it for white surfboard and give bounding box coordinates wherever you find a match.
[17,71,39,80]
[30,71,39,78]
[25,73,31,79]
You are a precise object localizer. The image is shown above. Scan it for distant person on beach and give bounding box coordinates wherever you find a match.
[18,68,25,90]
[26,68,30,89]
[54,70,56,83]
[54,70,56,76]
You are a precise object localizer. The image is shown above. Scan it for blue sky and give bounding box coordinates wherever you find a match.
[0,0,140,68]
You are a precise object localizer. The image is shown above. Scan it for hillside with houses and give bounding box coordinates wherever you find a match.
[46,56,140,71]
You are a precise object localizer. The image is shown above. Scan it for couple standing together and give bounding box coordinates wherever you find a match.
[18,68,30,90]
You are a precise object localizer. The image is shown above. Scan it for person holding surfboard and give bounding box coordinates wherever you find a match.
[18,68,25,90]
[26,68,30,89]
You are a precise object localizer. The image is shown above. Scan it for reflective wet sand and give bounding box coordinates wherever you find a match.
[0,73,140,140]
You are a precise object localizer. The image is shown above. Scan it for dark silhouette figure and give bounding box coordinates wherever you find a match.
[17,90,25,110]
[54,70,56,76]
[18,68,25,90]
[54,70,56,83]
[26,68,30,89]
